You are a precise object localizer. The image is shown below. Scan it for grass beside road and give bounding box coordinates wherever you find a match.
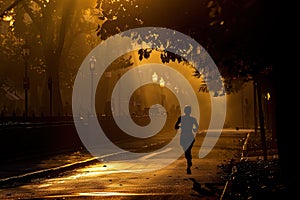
[220,130,288,199]
[242,130,278,158]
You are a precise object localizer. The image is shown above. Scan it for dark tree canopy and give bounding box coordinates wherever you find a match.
[94,0,278,94]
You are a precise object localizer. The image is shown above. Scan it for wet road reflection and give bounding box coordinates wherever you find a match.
[0,130,248,199]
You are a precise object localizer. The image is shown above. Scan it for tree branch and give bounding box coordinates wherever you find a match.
[0,0,23,20]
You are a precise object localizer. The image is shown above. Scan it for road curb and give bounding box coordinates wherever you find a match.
[0,157,99,188]
[0,150,127,188]
[220,131,251,199]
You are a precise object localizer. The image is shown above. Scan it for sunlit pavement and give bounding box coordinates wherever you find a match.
[0,129,250,199]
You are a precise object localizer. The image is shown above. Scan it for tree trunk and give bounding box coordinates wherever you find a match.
[253,80,258,134]
[42,54,63,117]
[256,79,268,161]
[49,64,63,116]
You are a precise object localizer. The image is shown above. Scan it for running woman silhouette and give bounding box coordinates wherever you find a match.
[175,105,199,174]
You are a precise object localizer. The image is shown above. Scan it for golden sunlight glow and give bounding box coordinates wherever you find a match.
[9,20,15,26]
[78,192,139,196]
[2,16,13,22]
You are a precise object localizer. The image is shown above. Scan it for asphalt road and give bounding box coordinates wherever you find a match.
[0,130,248,199]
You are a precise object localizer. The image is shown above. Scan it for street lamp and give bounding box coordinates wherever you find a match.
[152,72,158,83]
[159,77,165,88]
[48,76,52,116]
[151,72,158,105]
[159,77,165,106]
[89,56,96,115]
[22,43,30,118]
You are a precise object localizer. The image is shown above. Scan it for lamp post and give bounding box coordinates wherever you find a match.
[22,43,30,118]
[48,76,52,116]
[159,77,165,106]
[152,72,158,105]
[89,56,96,115]
[152,72,166,106]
